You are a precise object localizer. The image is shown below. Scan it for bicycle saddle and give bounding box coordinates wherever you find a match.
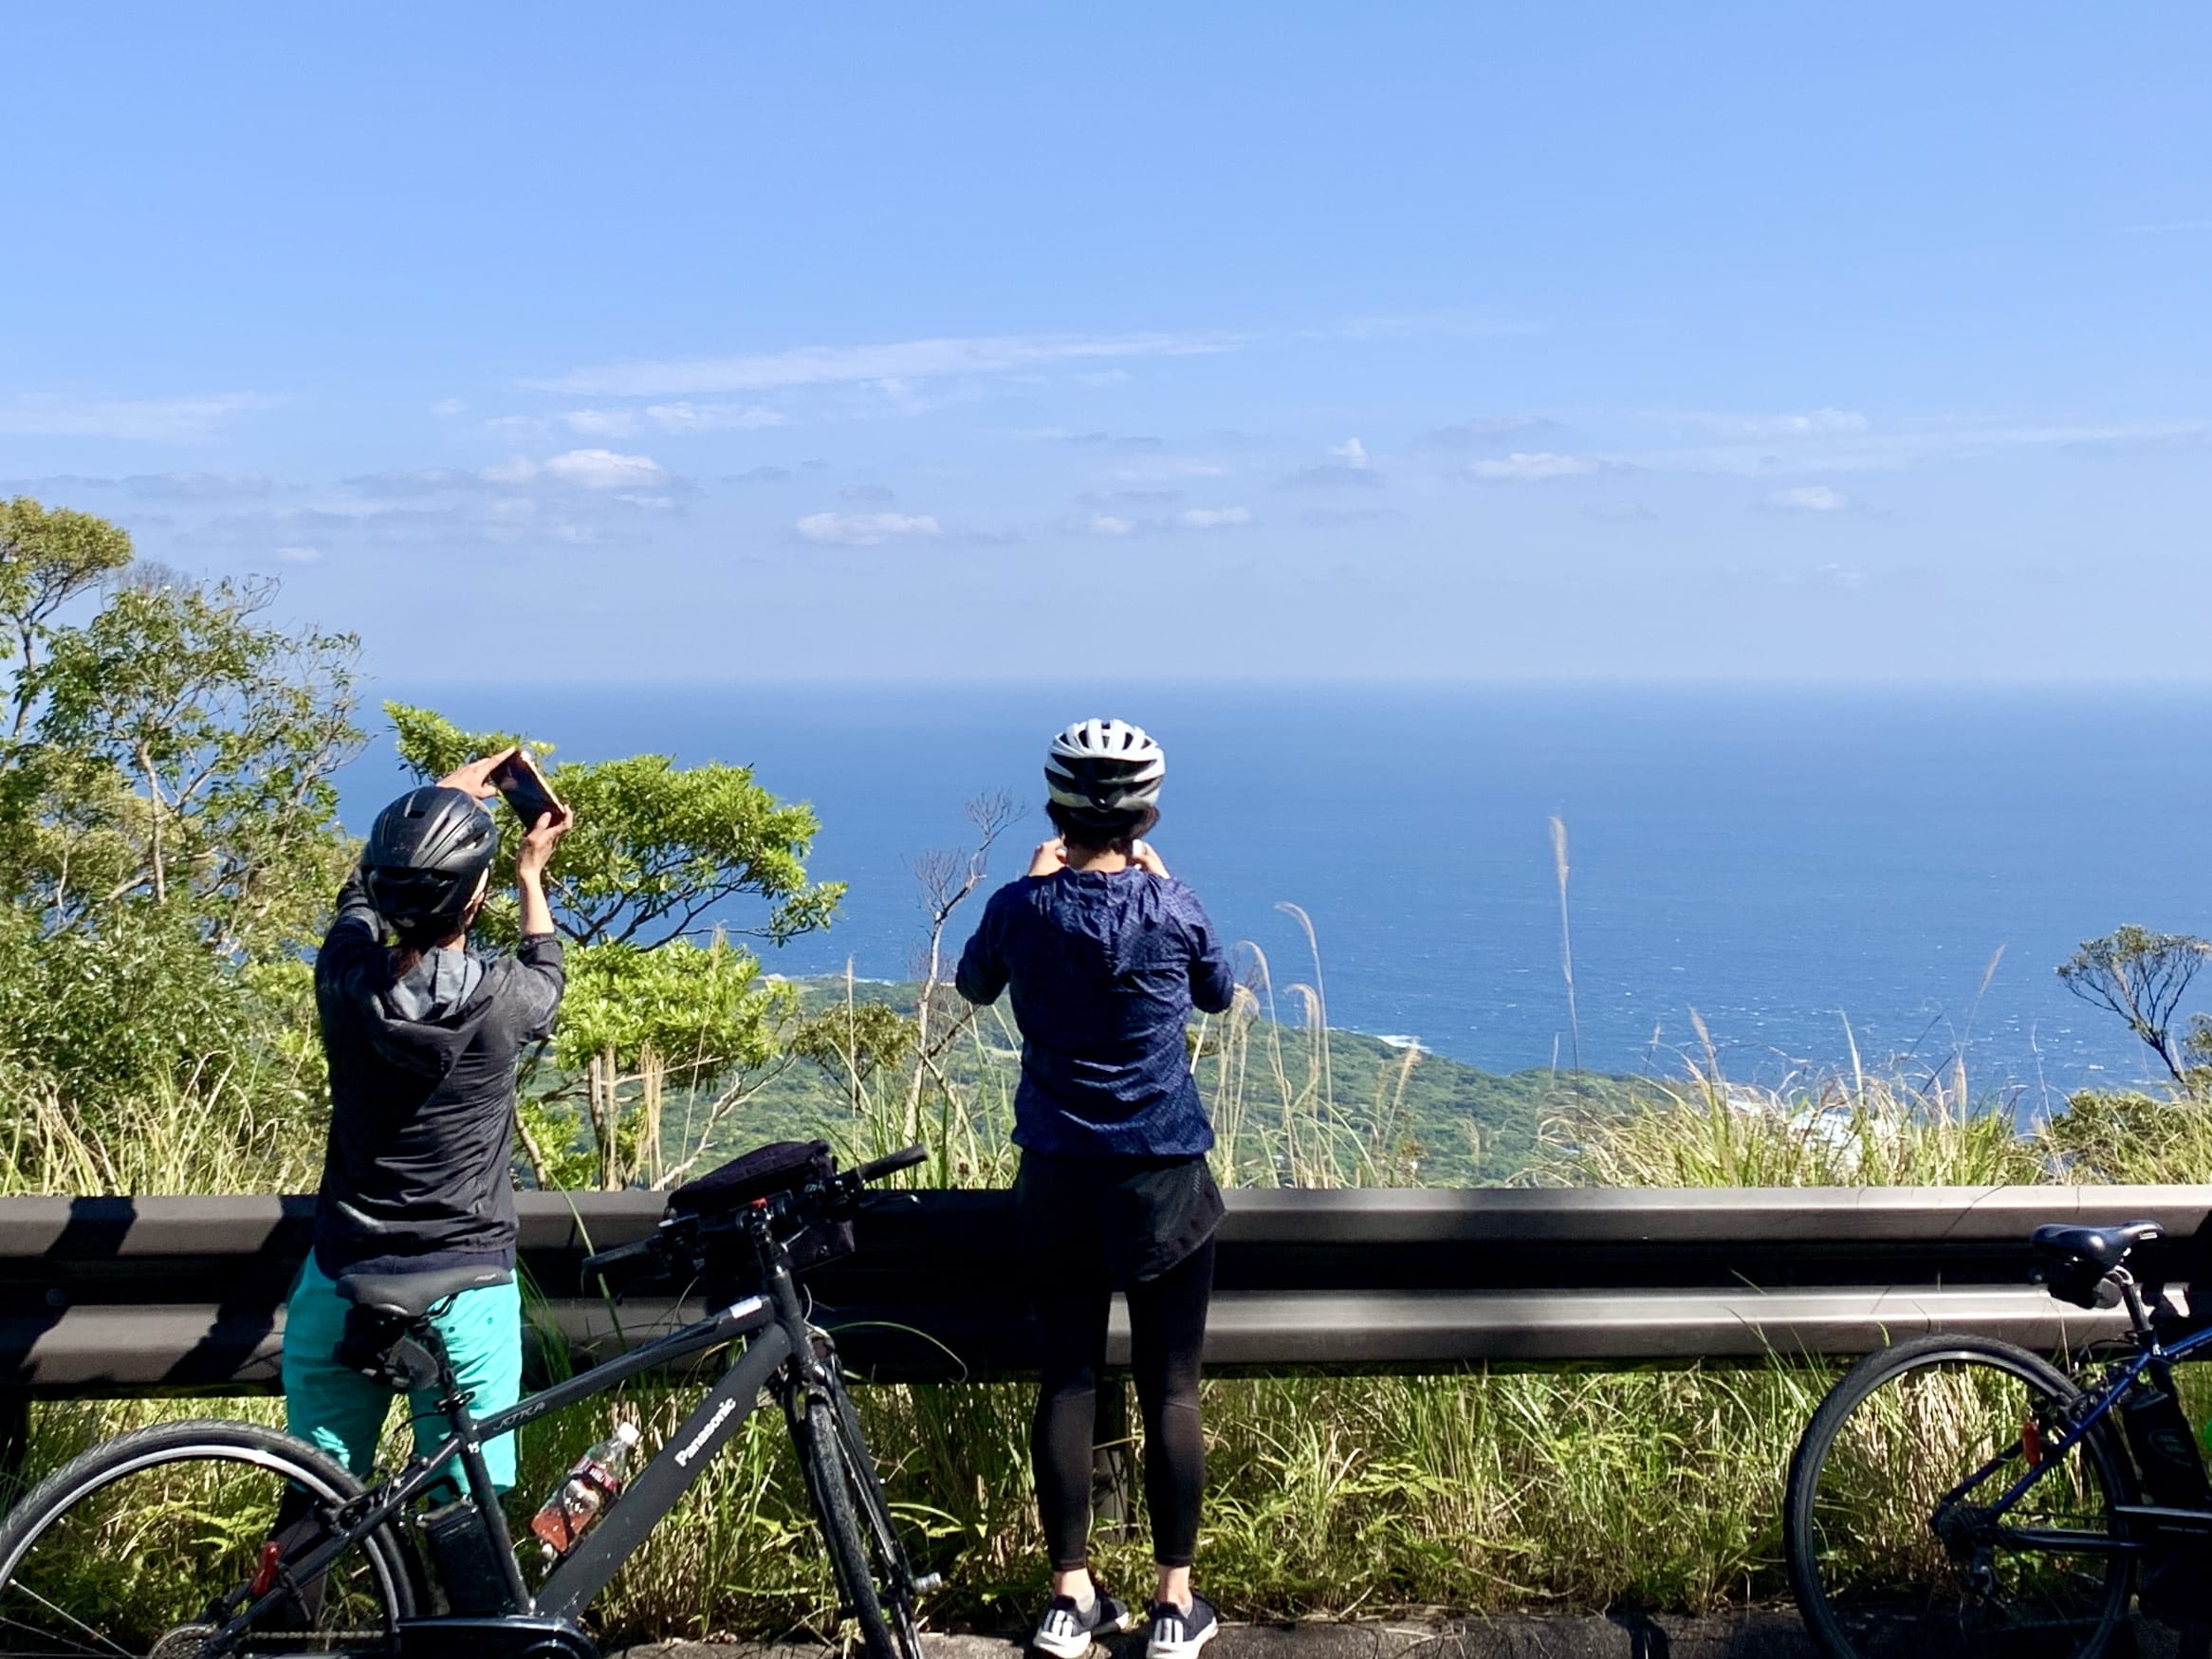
[2032,1221,2165,1274]
[337,1263,513,1319]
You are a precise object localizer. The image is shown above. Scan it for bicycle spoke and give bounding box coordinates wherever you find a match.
[0,1427,406,1659]
[1791,1340,2129,1659]
[0,1595,139,1659]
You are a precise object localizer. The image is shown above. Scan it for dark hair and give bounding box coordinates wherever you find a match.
[1047,800,1160,855]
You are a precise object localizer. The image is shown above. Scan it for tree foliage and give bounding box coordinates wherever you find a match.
[0,500,361,1151]
[2056,925,2211,1085]
[387,703,844,1188]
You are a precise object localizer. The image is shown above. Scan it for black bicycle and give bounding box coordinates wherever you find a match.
[0,1142,937,1659]
[1786,1217,2212,1659]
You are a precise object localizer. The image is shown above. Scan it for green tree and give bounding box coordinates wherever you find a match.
[386,703,843,1188]
[2056,925,2211,1086]
[0,500,362,1173]
[21,574,360,953]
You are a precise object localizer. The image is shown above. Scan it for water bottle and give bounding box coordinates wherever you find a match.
[528,1421,641,1560]
[2121,1381,2212,1507]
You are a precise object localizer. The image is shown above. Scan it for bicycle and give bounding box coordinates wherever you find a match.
[1785,1216,2212,1659]
[0,1141,938,1659]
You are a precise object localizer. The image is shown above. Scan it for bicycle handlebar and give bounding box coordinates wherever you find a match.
[854,1145,927,1185]
[581,1144,927,1289]
[580,1234,663,1281]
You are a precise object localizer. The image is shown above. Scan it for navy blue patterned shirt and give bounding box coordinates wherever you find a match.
[955,868,1237,1157]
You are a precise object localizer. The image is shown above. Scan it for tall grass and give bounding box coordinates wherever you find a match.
[0,1060,324,1197]
[13,939,2212,1638]
[1537,1032,2044,1189]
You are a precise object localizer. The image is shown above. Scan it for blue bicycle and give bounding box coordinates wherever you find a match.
[1786,1220,2212,1659]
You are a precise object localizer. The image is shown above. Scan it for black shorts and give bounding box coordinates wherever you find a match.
[1011,1149,1224,1289]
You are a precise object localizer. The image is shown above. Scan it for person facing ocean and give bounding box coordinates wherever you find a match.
[276,753,570,1569]
[955,718,1236,1659]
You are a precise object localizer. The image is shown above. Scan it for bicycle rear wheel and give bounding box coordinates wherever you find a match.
[792,1387,924,1659]
[0,1418,417,1659]
[1786,1334,2134,1659]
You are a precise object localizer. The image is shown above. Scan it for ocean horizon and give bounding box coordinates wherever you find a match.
[340,680,2212,1110]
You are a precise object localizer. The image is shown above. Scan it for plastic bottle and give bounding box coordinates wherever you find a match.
[528,1421,641,1560]
[2121,1381,2212,1507]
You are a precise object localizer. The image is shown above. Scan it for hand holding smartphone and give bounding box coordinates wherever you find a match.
[487,748,563,827]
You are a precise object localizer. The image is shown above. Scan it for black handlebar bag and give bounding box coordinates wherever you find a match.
[668,1137,855,1303]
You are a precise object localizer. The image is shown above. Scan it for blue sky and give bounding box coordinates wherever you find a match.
[4,4,2207,682]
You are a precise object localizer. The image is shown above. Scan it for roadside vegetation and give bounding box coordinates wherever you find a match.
[9,494,2212,1638]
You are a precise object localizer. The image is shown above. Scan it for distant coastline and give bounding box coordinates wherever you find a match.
[363,681,2212,1096]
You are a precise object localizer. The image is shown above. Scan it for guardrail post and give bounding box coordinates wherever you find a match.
[1092,1377,1135,1542]
[0,1393,28,1491]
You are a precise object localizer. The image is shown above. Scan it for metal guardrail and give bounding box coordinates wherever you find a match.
[1,1186,2207,1396]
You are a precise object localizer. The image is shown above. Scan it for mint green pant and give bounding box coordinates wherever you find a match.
[282,1256,523,1492]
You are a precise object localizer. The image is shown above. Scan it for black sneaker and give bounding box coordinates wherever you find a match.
[1033,1591,1134,1658]
[1146,1593,1218,1659]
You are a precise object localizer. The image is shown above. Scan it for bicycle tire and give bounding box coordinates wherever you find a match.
[821,1371,925,1659]
[794,1395,918,1659]
[0,1417,418,1659]
[1785,1333,2134,1659]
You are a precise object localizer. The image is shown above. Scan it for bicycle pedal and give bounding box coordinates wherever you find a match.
[912,1573,943,1594]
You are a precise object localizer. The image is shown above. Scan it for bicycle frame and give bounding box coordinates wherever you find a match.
[1961,1310,2212,1556]
[219,1283,800,1641]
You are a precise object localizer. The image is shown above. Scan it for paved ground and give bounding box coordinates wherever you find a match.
[623,1611,2209,1659]
[622,1610,1819,1659]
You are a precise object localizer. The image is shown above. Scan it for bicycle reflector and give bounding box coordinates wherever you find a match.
[2021,1416,2044,1467]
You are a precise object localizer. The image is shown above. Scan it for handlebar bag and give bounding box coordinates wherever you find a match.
[667,1138,856,1298]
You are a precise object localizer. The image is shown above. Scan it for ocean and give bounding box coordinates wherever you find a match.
[346,682,2212,1108]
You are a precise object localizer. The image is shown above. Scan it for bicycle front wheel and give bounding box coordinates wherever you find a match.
[1786,1333,2134,1659]
[0,1418,417,1659]
[793,1389,924,1659]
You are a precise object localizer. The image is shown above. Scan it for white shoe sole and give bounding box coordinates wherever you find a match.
[1035,1608,1134,1658]
[1146,1619,1218,1659]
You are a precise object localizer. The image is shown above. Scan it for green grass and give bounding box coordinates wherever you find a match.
[12,963,2212,1639]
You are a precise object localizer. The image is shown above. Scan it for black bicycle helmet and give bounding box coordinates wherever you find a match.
[361,785,498,943]
[1044,718,1166,826]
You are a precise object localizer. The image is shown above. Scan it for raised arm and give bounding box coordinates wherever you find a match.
[1180,891,1236,1015]
[954,892,1010,1006]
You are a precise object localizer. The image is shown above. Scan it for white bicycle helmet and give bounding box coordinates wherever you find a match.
[1044,718,1166,817]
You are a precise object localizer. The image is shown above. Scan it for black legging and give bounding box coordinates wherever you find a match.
[1031,1236,1214,1571]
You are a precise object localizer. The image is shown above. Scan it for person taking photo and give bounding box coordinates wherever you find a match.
[282,751,571,1504]
[955,718,1236,1659]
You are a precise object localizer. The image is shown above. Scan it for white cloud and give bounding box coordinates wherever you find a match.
[563,402,786,437]
[1626,416,2209,478]
[0,393,276,442]
[273,545,323,564]
[531,330,1241,397]
[1684,409,1870,439]
[1090,514,1133,536]
[430,398,467,418]
[1765,485,1852,512]
[1180,507,1251,529]
[113,471,271,501]
[795,511,943,547]
[1469,452,1601,481]
[1423,415,1565,450]
[518,450,673,490]
[1290,437,1384,489]
[1113,456,1228,482]
[352,450,678,497]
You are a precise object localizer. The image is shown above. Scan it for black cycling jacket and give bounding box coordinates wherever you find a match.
[311,872,564,1276]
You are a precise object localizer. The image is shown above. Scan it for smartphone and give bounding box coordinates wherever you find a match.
[488,748,562,826]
